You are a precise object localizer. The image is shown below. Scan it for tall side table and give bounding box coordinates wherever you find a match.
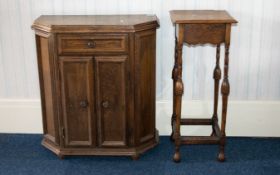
[169,10,237,162]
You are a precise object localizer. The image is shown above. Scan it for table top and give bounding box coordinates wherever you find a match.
[170,10,237,24]
[32,15,159,33]
[33,15,158,27]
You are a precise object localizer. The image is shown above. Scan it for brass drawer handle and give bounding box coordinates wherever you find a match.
[102,101,109,108]
[80,100,89,108]
[87,41,96,48]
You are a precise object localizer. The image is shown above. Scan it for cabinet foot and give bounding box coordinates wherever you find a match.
[131,154,140,160]
[57,153,65,160]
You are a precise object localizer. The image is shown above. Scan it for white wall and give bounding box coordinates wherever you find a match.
[0,0,280,136]
[1,99,280,137]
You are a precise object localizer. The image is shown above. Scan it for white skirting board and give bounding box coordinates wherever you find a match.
[0,99,280,137]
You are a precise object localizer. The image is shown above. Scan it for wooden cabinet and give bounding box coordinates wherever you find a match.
[32,15,159,159]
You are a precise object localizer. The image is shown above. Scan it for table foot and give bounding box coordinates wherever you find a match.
[218,151,225,162]
[58,153,65,159]
[173,152,181,163]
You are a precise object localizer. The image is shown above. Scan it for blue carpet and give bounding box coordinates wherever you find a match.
[0,134,280,175]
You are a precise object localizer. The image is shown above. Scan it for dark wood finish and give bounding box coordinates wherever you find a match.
[58,34,128,55]
[32,15,159,33]
[32,15,159,159]
[180,118,212,125]
[169,10,237,163]
[212,44,221,137]
[95,56,128,147]
[36,36,60,145]
[218,24,232,162]
[173,24,185,163]
[170,10,237,24]
[59,56,94,147]
[184,24,226,45]
[213,122,222,137]
[180,136,220,145]
[134,30,156,145]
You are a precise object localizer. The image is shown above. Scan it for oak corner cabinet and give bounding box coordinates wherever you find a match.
[32,15,159,159]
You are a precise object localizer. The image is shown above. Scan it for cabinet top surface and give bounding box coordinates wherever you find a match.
[32,15,159,33]
[170,10,237,24]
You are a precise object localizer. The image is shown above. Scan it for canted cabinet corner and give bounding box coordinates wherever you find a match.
[32,15,159,159]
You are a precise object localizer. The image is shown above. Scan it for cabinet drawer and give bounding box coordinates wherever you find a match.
[58,34,128,54]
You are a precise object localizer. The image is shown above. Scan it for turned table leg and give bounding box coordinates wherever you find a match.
[211,44,221,137]
[218,44,230,162]
[171,37,178,141]
[173,25,184,162]
[173,78,183,163]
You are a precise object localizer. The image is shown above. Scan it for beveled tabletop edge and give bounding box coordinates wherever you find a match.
[170,10,238,24]
[31,14,159,34]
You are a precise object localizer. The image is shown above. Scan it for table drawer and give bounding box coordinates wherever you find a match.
[58,34,128,54]
[183,24,226,45]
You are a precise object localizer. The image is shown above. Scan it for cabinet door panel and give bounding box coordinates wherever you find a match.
[60,57,95,147]
[95,56,128,147]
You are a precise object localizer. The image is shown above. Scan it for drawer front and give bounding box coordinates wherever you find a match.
[183,24,226,45]
[58,34,128,54]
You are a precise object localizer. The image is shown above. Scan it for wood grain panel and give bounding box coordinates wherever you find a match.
[58,34,128,55]
[184,24,226,45]
[170,10,237,24]
[59,56,94,147]
[95,56,128,147]
[135,30,156,144]
[37,36,58,144]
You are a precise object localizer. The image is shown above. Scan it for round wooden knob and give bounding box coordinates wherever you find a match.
[87,41,96,48]
[102,101,109,108]
[80,100,89,108]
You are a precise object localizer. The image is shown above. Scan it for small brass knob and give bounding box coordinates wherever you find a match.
[80,100,89,108]
[87,41,96,48]
[102,101,109,108]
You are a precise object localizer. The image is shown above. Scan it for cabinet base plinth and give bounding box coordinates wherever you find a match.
[41,132,159,159]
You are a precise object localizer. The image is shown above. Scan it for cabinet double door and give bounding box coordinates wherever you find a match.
[59,55,129,148]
